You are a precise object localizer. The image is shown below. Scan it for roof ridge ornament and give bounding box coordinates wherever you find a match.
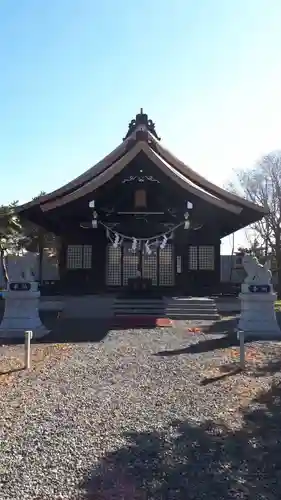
[123,108,161,141]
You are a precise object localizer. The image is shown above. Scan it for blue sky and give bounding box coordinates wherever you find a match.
[1,0,281,253]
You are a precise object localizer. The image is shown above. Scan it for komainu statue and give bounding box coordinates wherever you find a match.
[7,253,37,282]
[243,254,272,285]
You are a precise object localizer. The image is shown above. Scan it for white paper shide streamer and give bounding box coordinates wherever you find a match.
[113,233,120,248]
[101,221,188,254]
[87,198,193,255]
[145,240,152,255]
[131,238,138,253]
[160,234,168,250]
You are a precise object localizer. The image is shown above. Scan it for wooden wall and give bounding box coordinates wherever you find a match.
[56,223,221,295]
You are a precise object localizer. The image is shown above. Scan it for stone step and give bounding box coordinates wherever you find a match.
[113,297,219,320]
[170,310,219,316]
[166,314,219,319]
[114,300,164,305]
[168,313,219,320]
[166,302,217,308]
[166,297,214,301]
[165,300,216,305]
[166,304,216,309]
[115,302,216,307]
[114,304,165,310]
[115,306,217,313]
[114,308,164,313]
[114,311,219,320]
[115,312,167,317]
[165,306,217,313]
[114,305,218,310]
[114,302,164,308]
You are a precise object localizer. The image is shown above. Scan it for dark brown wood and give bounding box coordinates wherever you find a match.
[128,277,152,292]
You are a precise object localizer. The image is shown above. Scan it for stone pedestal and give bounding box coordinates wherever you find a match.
[0,281,49,339]
[238,283,280,338]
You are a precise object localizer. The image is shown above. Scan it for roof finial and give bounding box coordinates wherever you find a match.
[123,109,161,141]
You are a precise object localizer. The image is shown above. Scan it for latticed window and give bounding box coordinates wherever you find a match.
[189,246,215,270]
[83,245,92,269]
[66,245,92,269]
[189,246,198,270]
[67,245,82,269]
[159,245,174,286]
[142,248,157,285]
[123,243,138,285]
[198,246,214,270]
[106,245,121,285]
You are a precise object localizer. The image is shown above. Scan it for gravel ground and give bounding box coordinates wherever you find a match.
[1,323,281,499]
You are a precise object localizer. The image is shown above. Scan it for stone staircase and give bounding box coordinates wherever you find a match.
[43,295,220,320]
[164,297,219,320]
[113,296,219,320]
[113,298,165,317]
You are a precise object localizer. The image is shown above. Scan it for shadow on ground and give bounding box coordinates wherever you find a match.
[253,358,281,377]
[200,365,242,385]
[155,315,281,358]
[154,319,240,358]
[81,382,281,500]
[0,314,111,346]
[0,312,164,346]
[0,367,24,376]
[203,317,238,334]
[155,331,240,357]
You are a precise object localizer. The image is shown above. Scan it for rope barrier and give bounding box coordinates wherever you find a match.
[98,220,186,242]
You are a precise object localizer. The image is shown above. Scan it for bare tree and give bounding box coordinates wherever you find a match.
[0,193,53,287]
[0,202,27,286]
[229,150,281,293]
[18,192,59,283]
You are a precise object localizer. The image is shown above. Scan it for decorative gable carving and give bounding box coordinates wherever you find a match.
[123,108,161,141]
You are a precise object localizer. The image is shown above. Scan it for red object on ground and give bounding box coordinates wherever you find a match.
[111,316,173,328]
[156,317,173,327]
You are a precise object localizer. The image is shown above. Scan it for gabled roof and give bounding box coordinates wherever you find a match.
[40,141,241,213]
[147,131,266,213]
[18,110,268,219]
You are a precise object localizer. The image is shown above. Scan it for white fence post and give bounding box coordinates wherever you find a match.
[24,330,33,370]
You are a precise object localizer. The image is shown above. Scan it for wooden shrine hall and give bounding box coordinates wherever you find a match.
[18,110,267,296]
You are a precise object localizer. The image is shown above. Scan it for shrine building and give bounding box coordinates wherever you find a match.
[17,110,267,296]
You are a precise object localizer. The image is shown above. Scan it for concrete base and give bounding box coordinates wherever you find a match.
[60,296,115,318]
[39,301,64,312]
[0,324,49,339]
[216,299,240,314]
[238,285,281,339]
[0,286,50,339]
[237,330,281,340]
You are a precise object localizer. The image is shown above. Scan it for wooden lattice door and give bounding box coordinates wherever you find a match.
[122,242,139,286]
[106,242,175,287]
[159,244,174,286]
[106,245,121,286]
